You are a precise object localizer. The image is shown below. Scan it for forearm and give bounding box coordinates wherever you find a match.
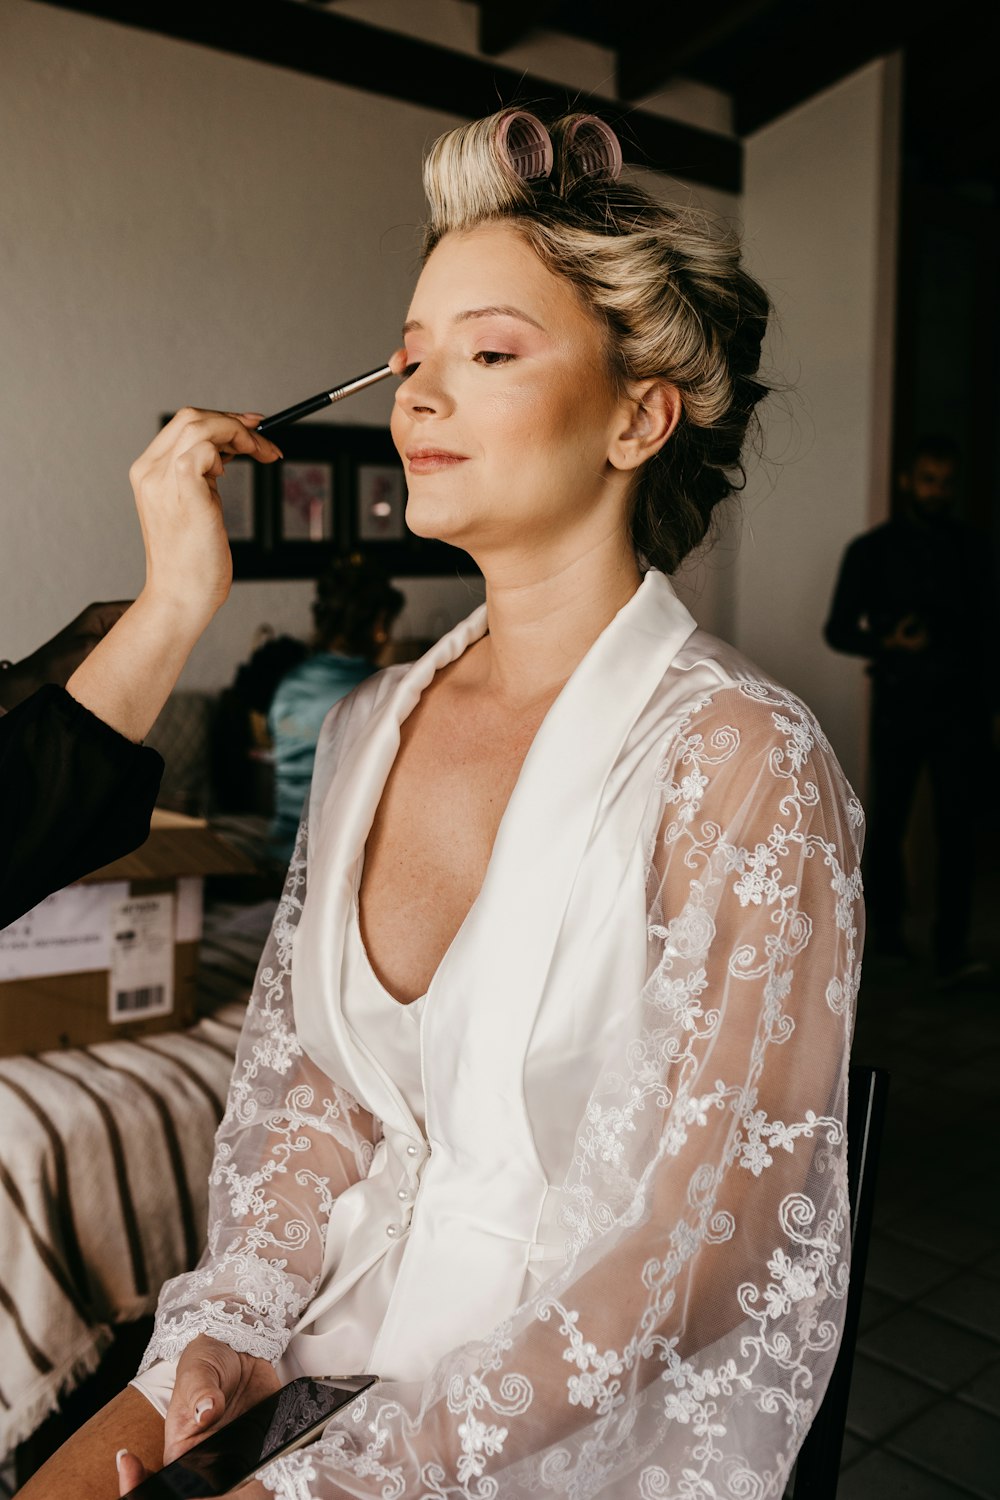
[144,1084,374,1369]
[144,829,378,1371]
[66,590,212,743]
[0,686,163,926]
[825,545,875,658]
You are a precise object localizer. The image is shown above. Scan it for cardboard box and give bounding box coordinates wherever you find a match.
[0,810,256,1056]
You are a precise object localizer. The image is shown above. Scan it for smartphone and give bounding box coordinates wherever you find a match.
[122,1374,378,1498]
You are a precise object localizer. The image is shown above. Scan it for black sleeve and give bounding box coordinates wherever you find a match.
[824,536,877,658]
[0,684,164,930]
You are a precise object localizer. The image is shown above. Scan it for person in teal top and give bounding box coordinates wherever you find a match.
[268,556,404,863]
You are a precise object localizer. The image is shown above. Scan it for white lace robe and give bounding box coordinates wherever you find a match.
[140,572,863,1498]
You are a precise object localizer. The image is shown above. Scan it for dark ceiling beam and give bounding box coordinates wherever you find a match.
[616,0,784,101]
[729,5,904,133]
[32,0,742,192]
[476,0,563,56]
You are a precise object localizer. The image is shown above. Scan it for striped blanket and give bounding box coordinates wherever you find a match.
[0,905,265,1461]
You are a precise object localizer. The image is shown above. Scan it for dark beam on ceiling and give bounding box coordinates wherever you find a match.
[33,0,741,192]
[616,0,783,101]
[729,7,902,133]
[477,0,563,56]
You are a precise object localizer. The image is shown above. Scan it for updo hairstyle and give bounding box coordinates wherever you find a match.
[421,109,771,574]
[312,554,404,660]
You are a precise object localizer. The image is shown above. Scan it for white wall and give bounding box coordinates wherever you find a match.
[735,57,901,790]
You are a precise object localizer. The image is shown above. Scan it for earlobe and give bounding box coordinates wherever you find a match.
[610,380,682,471]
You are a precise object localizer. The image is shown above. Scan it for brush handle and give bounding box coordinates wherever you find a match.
[256,365,393,434]
[256,392,332,433]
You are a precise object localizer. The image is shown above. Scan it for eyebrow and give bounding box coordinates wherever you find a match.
[402,305,546,337]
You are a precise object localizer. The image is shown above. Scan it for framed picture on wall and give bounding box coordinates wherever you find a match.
[356,463,406,542]
[159,416,474,579]
[216,457,256,542]
[279,461,335,542]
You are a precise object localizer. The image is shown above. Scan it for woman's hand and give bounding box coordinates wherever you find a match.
[128,408,281,633]
[116,1441,271,1500]
[114,1335,279,1496]
[66,411,281,743]
[163,1333,281,1463]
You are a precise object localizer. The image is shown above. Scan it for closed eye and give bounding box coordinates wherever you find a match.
[400,362,420,378]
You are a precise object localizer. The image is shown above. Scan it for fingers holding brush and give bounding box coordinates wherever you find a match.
[128,408,282,629]
[62,410,281,747]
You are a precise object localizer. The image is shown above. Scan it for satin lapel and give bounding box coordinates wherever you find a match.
[422,572,698,1165]
[291,605,488,1128]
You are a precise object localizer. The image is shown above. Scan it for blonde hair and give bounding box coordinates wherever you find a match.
[421,110,771,573]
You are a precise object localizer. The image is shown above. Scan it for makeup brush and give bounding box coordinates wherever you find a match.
[256,364,394,434]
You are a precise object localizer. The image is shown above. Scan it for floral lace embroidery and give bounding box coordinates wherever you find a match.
[142,820,373,1372]
[154,675,862,1500]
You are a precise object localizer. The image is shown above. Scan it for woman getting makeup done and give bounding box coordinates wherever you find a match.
[0,415,282,929]
[22,110,863,1500]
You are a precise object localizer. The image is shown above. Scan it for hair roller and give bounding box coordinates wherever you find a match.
[497,111,554,182]
[552,114,623,193]
[422,109,552,233]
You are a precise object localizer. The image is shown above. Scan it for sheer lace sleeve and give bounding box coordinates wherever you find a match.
[139,813,379,1371]
[258,680,863,1498]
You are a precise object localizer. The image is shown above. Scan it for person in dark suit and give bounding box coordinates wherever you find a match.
[825,435,994,981]
[0,407,283,928]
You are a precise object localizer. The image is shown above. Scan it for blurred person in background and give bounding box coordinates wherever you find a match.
[825,434,995,982]
[267,555,404,864]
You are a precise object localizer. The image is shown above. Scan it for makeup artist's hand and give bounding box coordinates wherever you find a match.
[65,411,281,744]
[129,408,282,631]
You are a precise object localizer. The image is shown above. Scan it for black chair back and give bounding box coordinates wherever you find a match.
[791,1063,890,1498]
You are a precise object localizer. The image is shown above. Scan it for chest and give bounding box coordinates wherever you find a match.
[358,687,553,1001]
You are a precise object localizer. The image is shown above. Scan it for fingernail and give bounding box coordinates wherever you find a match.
[194,1397,214,1423]
[115,1449,129,1472]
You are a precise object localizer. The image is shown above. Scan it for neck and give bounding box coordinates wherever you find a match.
[471,529,642,707]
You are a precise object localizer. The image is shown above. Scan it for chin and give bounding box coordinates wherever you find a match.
[404,492,473,547]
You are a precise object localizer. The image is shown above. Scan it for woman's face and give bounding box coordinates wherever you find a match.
[391,222,633,572]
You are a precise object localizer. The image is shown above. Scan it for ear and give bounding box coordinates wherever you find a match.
[608,380,682,472]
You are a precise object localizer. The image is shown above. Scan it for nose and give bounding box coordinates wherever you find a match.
[394,354,453,420]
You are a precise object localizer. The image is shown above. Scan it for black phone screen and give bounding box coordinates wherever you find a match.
[122,1375,378,1498]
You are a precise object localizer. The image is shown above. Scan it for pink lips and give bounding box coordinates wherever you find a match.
[406,448,469,475]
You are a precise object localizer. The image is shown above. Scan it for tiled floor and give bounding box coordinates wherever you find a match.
[838,882,1000,1499]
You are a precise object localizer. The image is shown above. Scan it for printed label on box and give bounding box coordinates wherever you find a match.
[0,883,129,980]
[108,893,175,1022]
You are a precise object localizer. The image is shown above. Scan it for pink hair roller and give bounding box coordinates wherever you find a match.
[498,111,555,182]
[564,116,623,180]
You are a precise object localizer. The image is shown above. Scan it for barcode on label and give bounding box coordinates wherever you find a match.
[113,985,166,1017]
